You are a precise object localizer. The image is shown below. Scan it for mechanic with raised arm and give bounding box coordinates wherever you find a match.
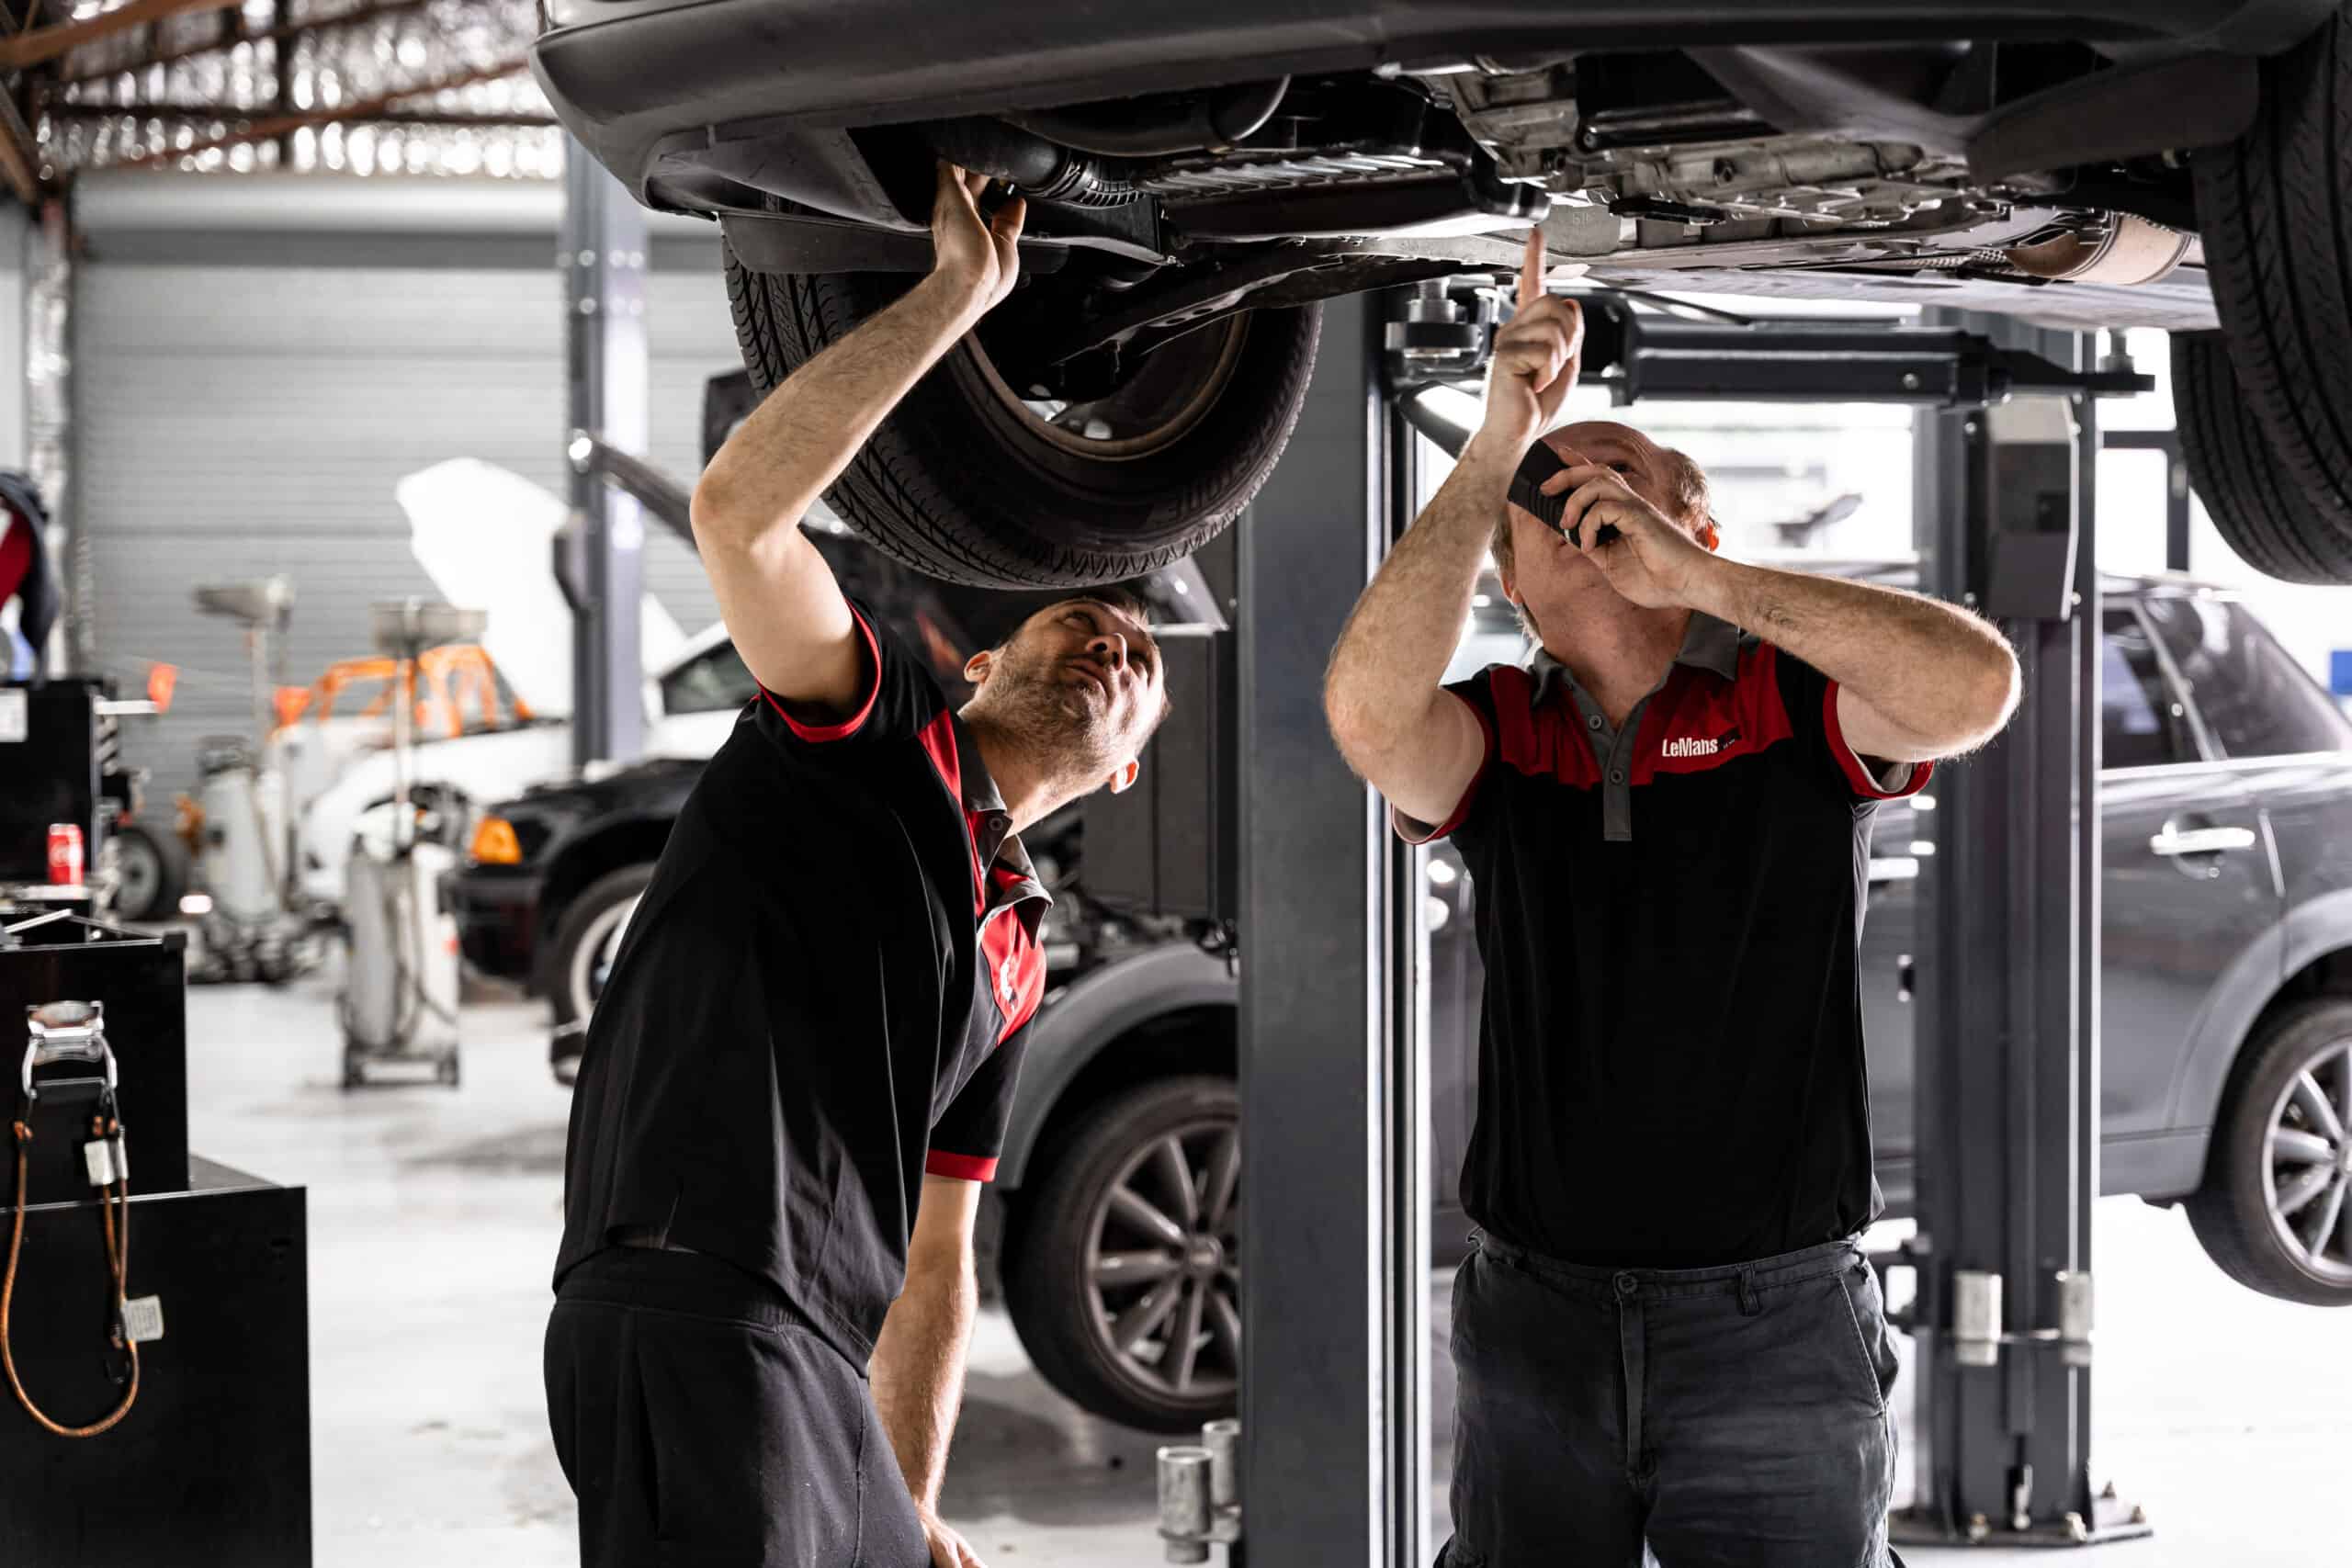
[1326,231,2019,1566]
[543,164,1170,1568]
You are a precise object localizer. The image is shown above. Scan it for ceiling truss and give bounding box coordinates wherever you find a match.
[2,0,556,195]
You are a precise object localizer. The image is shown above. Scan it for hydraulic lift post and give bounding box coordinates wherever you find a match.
[1232,290,1430,1568]
[1214,287,2150,1565]
[556,136,648,771]
[1895,315,2148,1546]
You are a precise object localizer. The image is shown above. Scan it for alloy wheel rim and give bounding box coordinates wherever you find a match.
[116,834,158,918]
[2261,1037,2352,1283]
[1081,1116,1241,1404]
[570,893,640,1020]
[970,315,1248,461]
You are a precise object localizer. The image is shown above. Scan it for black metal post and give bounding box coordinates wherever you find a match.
[1238,290,1426,1567]
[2101,428,2191,574]
[560,135,647,769]
[1898,318,2138,1546]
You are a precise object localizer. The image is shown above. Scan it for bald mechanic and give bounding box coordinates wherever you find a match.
[1326,232,2019,1566]
[544,164,1169,1568]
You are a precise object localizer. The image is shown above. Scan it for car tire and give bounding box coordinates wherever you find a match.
[725,255,1319,588]
[2173,332,2352,582]
[2187,998,2352,1305]
[2190,5,2352,572]
[1001,1076,1240,1431]
[110,820,189,923]
[543,863,652,1031]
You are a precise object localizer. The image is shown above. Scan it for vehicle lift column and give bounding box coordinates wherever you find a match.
[555,136,649,771]
[1229,290,1431,1568]
[1894,314,2149,1547]
[1215,288,2149,1565]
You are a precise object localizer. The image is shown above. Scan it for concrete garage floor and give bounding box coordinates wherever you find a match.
[182,972,2348,1567]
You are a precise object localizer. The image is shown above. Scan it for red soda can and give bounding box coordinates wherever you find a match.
[46,823,85,886]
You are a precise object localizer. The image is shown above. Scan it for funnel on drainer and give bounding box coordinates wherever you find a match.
[368,599,488,660]
[193,576,295,627]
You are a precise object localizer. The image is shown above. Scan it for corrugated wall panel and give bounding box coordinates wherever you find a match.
[80,248,739,804]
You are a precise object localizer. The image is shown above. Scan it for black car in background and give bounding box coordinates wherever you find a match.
[453,568,2352,1431]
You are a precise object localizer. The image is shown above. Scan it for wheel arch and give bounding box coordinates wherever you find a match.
[530,818,675,984]
[2169,887,2352,1179]
[995,943,1237,1192]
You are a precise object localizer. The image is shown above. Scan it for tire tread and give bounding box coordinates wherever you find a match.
[724,246,1319,588]
[2192,8,2352,563]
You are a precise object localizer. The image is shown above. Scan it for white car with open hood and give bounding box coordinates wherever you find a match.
[291,458,737,908]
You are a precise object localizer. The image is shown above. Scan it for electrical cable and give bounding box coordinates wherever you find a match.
[1,1109,139,1438]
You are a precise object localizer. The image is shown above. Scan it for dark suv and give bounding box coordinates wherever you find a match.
[454,570,2352,1431]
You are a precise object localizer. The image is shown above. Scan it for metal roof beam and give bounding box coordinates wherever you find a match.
[107,53,526,166]
[0,0,243,73]
[52,0,435,87]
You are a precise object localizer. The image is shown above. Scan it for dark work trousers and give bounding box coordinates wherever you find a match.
[1438,1233,1903,1568]
[544,1248,930,1568]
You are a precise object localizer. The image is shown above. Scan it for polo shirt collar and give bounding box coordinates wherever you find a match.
[1529,609,1739,705]
[952,713,1053,912]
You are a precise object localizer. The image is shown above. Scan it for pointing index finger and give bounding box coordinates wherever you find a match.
[1519,226,1546,309]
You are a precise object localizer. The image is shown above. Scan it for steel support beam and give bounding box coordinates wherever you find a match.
[0,0,244,71]
[1896,315,2141,1547]
[1238,289,1427,1568]
[556,137,646,770]
[53,0,433,85]
[26,198,80,674]
[106,57,528,168]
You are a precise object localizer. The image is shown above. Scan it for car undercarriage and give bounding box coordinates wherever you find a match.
[534,0,2352,589]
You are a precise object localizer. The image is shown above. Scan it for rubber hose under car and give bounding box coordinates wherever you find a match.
[923,118,1134,206]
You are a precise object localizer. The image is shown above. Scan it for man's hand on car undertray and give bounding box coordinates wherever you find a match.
[930,162,1025,318]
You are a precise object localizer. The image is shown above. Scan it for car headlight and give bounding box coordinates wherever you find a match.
[469,816,525,866]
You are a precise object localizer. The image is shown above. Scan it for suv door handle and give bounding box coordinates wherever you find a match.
[2149,825,2257,857]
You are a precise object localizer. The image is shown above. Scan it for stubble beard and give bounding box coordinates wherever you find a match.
[971,653,1124,788]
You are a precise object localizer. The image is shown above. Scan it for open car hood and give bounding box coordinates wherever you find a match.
[396,458,687,718]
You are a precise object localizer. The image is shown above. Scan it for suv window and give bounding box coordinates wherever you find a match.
[2141,596,2352,761]
[2103,606,2189,770]
[659,639,761,716]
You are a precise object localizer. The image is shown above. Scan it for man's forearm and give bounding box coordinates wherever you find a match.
[1325,439,1515,747]
[870,1248,978,1511]
[694,274,981,549]
[1683,554,2017,752]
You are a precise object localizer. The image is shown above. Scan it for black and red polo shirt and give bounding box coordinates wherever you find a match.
[554,597,1047,1362]
[1401,611,1929,1268]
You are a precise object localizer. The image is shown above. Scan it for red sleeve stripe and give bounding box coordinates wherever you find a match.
[759,607,882,742]
[1394,690,1497,844]
[924,1150,999,1183]
[1822,681,1934,799]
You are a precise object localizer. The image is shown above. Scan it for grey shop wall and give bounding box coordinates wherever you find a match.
[78,240,735,806]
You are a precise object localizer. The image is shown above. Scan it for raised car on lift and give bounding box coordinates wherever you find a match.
[535,0,2352,591]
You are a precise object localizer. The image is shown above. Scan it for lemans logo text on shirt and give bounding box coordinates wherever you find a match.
[1662,735,1724,759]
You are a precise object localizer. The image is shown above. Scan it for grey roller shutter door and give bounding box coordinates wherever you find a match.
[79,247,737,804]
